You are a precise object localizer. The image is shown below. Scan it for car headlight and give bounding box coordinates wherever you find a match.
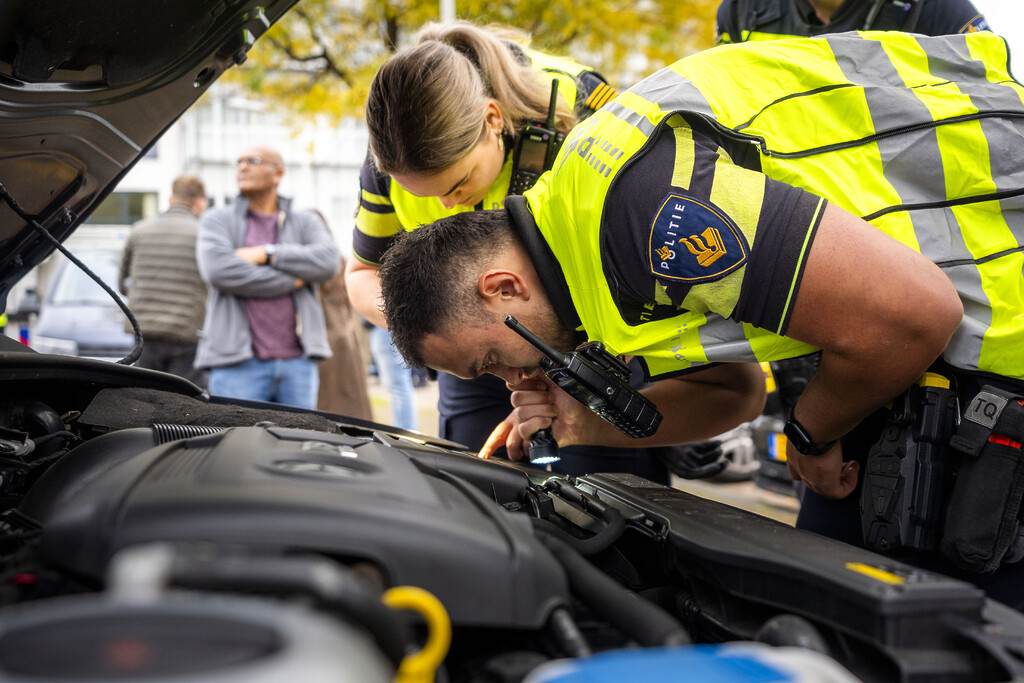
[31,335,80,357]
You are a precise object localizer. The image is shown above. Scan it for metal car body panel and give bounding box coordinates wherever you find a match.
[0,0,298,310]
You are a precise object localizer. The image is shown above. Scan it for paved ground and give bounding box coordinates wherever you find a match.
[367,375,800,526]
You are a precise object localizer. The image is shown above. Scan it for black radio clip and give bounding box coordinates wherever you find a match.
[504,316,662,442]
[509,79,565,195]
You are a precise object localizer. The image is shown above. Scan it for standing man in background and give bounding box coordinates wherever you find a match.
[196,146,339,409]
[119,173,209,387]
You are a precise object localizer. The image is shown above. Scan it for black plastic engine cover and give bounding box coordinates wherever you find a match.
[28,426,568,629]
[577,472,1024,682]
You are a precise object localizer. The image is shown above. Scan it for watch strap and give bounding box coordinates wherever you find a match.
[784,409,837,456]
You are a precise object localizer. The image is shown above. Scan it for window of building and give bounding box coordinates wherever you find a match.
[86,192,159,225]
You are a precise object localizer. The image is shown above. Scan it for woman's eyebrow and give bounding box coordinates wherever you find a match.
[442,173,469,197]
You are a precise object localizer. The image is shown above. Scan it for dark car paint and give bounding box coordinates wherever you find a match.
[0,0,299,310]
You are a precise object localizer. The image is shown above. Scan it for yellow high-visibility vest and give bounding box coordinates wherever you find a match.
[526,32,1024,381]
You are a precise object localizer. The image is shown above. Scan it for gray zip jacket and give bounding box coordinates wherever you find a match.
[194,196,339,369]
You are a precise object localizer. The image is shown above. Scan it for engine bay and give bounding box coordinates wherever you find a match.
[1,350,1024,682]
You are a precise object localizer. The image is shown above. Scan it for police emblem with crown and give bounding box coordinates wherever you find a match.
[648,194,747,282]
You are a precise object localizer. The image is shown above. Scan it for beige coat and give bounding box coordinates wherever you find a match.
[317,258,373,420]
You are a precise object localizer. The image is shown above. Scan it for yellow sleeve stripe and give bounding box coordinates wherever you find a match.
[585,82,618,111]
[670,122,695,190]
[355,210,402,239]
[361,188,391,206]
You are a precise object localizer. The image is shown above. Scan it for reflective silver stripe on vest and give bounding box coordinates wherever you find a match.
[600,101,656,137]
[976,119,1024,254]
[644,69,716,116]
[921,33,991,84]
[699,316,758,363]
[610,66,716,127]
[827,35,993,373]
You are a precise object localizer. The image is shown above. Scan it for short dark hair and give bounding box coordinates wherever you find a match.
[380,210,518,367]
[171,174,206,203]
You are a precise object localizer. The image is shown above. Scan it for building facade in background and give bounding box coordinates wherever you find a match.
[6,84,367,322]
[112,83,367,249]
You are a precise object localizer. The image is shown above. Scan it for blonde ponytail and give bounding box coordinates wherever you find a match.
[366,20,577,176]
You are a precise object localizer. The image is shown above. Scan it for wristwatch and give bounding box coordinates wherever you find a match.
[263,243,278,265]
[783,408,837,456]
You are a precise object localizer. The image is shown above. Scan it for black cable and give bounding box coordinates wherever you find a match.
[0,182,144,365]
[536,531,692,647]
[530,516,624,557]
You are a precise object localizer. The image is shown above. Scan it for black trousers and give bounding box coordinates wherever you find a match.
[136,336,208,389]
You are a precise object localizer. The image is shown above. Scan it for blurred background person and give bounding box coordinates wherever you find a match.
[118,173,209,387]
[196,146,339,409]
[715,0,989,44]
[368,324,418,431]
[317,248,373,420]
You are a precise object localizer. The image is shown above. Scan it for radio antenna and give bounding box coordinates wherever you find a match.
[546,79,558,130]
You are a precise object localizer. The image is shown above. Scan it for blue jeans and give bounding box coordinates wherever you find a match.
[369,326,417,431]
[208,357,319,409]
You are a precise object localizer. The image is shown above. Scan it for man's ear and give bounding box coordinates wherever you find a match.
[479,269,528,305]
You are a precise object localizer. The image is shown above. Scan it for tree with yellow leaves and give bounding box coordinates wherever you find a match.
[225,0,719,124]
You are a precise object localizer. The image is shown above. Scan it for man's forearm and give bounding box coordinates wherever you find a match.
[779,202,963,451]
[554,362,767,450]
[639,362,766,446]
[271,243,340,283]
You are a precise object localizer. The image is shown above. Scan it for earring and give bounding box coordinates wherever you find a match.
[497,134,504,152]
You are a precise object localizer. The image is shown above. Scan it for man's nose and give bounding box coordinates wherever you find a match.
[496,366,541,385]
[439,194,460,210]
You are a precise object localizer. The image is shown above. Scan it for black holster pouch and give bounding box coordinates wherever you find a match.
[941,386,1024,575]
[860,378,958,554]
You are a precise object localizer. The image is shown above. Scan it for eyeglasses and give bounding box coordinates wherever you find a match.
[235,156,277,167]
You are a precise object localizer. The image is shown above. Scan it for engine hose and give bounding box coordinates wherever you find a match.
[151,423,225,444]
[536,532,692,647]
[546,606,592,657]
[536,480,626,555]
[529,516,623,557]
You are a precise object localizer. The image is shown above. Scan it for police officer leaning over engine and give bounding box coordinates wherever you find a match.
[377,30,1024,610]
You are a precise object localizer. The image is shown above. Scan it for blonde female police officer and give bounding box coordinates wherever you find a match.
[343,21,667,479]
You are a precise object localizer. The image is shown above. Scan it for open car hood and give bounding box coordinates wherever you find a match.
[0,0,299,309]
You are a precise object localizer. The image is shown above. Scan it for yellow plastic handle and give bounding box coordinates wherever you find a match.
[383,586,452,683]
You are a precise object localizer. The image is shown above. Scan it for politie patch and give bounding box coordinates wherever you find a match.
[648,194,748,282]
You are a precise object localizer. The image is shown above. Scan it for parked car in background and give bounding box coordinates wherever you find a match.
[30,248,134,361]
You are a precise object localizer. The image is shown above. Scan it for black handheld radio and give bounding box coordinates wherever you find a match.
[509,79,564,195]
[504,316,662,445]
